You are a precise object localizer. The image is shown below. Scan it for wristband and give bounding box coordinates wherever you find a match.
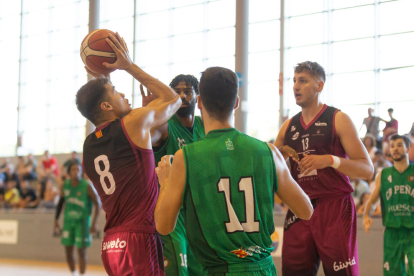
[330,155,340,169]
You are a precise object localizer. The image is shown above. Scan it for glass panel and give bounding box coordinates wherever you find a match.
[333,0,373,9]
[1,38,21,66]
[0,0,21,17]
[136,11,169,40]
[249,0,280,23]
[247,81,279,113]
[21,34,49,60]
[173,0,204,8]
[101,17,134,43]
[249,20,280,53]
[136,38,169,67]
[249,50,280,82]
[331,71,375,106]
[286,0,324,17]
[247,111,279,142]
[0,16,21,38]
[78,1,89,26]
[207,0,236,29]
[172,33,204,63]
[336,104,373,137]
[23,0,50,13]
[288,13,324,47]
[100,0,134,22]
[22,9,50,36]
[20,58,49,84]
[380,0,414,35]
[51,4,78,30]
[139,65,170,90]
[136,0,170,14]
[206,56,235,71]
[50,53,78,80]
[333,6,374,41]
[380,67,414,103]
[171,60,204,81]
[51,28,78,56]
[285,45,326,79]
[380,33,414,69]
[207,27,235,58]
[108,71,134,100]
[332,38,374,73]
[173,5,204,35]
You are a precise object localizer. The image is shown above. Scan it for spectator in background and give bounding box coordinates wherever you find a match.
[0,158,13,183]
[23,153,38,180]
[31,178,59,209]
[38,150,59,180]
[363,134,378,163]
[362,108,382,147]
[4,180,20,208]
[16,156,26,177]
[350,178,370,205]
[18,179,37,208]
[409,124,414,164]
[3,163,21,192]
[0,179,4,207]
[382,108,398,162]
[61,151,81,180]
[371,150,392,187]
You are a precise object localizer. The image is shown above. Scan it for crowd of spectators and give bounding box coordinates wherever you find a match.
[0,151,80,210]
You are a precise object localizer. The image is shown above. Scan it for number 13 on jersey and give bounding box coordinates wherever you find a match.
[217,177,260,233]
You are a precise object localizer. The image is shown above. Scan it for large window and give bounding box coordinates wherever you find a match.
[284,0,414,136]
[247,0,281,142]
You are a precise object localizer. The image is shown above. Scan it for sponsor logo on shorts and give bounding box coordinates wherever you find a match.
[62,231,69,238]
[315,121,327,126]
[333,257,356,272]
[292,132,299,140]
[102,238,127,253]
[291,126,296,132]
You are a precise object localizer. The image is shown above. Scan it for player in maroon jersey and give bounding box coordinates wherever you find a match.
[76,33,181,276]
[274,61,373,276]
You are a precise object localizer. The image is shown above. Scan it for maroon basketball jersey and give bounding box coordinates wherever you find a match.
[83,119,158,232]
[284,104,353,199]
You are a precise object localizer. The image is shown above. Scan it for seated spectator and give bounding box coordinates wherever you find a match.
[60,151,81,180]
[18,179,37,208]
[38,150,59,180]
[362,134,378,163]
[30,178,59,209]
[4,180,20,208]
[0,157,13,183]
[20,153,38,181]
[3,163,21,192]
[0,179,4,207]
[350,178,370,205]
[356,192,381,216]
[372,150,392,181]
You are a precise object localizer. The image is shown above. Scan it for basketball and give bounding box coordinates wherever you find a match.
[80,29,119,75]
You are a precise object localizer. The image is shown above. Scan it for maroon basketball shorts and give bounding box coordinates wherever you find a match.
[282,194,359,276]
[101,225,165,276]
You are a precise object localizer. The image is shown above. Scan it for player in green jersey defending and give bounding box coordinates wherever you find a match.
[363,134,414,276]
[54,163,102,276]
[155,66,313,275]
[141,74,205,275]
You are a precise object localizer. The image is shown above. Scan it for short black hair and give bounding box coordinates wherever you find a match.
[199,67,238,122]
[67,162,82,175]
[389,134,410,148]
[294,61,326,82]
[76,78,110,125]
[387,108,394,112]
[169,74,199,95]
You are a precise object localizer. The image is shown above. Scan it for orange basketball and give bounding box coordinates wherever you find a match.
[80,29,119,75]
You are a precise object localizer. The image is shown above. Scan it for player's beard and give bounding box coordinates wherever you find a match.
[392,152,407,162]
[176,100,196,118]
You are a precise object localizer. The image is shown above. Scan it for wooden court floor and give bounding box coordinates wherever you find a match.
[0,259,107,276]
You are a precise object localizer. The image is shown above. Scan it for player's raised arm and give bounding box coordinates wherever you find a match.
[268,143,313,220]
[333,111,374,179]
[363,170,382,234]
[154,151,186,235]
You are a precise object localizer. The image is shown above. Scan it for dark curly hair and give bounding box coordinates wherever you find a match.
[169,74,199,95]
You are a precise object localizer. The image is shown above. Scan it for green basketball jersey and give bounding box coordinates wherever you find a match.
[380,164,414,228]
[63,179,92,221]
[182,128,278,272]
[154,114,205,164]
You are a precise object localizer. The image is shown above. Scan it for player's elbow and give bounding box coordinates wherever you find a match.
[155,223,173,236]
[297,205,314,221]
[362,162,374,180]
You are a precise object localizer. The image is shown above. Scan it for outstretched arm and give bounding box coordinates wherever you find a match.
[154,152,186,235]
[268,143,313,220]
[363,171,382,234]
